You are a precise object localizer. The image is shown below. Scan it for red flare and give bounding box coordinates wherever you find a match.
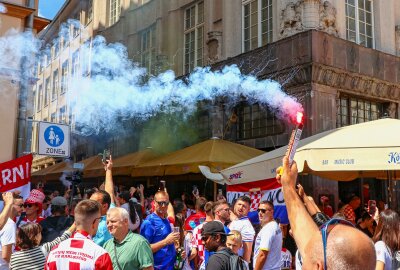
[296,112,304,125]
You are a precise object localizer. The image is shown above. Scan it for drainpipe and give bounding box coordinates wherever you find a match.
[16,0,35,157]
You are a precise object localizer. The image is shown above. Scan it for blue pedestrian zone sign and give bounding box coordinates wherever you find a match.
[38,122,70,157]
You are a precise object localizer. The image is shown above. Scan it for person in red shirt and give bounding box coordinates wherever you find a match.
[184,197,207,231]
[45,199,113,270]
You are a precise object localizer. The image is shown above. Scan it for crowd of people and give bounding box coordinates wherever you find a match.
[0,155,398,269]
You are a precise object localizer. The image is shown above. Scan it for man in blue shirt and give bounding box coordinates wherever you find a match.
[90,156,116,246]
[140,191,180,270]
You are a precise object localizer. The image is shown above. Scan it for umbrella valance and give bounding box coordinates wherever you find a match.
[203,118,400,184]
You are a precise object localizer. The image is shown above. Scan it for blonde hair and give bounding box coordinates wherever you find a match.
[227,230,242,243]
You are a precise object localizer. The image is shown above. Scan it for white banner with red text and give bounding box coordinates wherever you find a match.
[0,154,32,200]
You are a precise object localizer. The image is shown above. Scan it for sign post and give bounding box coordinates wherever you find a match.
[37,122,70,157]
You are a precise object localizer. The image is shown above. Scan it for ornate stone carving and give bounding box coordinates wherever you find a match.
[312,64,400,102]
[319,1,338,36]
[280,1,303,38]
[206,31,222,65]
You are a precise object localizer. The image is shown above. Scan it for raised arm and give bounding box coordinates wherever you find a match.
[276,156,319,261]
[0,193,14,231]
[104,155,116,205]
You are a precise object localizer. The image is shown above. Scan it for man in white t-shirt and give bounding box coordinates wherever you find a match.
[228,195,255,263]
[0,194,20,270]
[253,201,282,270]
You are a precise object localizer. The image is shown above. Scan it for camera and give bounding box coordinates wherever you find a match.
[99,149,111,164]
[65,163,84,184]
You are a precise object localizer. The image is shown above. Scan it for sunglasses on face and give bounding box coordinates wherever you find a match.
[155,201,169,207]
[321,218,354,270]
[15,204,24,208]
[24,203,35,208]
[257,208,272,213]
[92,216,102,225]
[201,234,214,242]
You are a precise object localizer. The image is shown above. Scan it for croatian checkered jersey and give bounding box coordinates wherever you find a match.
[45,231,113,270]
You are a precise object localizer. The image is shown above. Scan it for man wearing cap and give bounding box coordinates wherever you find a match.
[18,189,45,228]
[39,196,74,243]
[201,221,235,270]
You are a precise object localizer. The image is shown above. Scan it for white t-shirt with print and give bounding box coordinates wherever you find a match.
[229,217,255,257]
[253,220,282,270]
[0,219,16,270]
[280,248,292,270]
[375,241,392,270]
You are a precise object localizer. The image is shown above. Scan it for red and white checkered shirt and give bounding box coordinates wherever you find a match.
[341,204,356,224]
[191,222,207,266]
[45,230,113,270]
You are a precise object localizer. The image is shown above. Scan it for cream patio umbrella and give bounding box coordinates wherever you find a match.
[200,118,400,185]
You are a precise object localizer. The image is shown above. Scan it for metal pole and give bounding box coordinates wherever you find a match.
[16,0,35,157]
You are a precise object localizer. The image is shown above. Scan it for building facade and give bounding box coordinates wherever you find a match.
[32,0,400,206]
[0,0,49,163]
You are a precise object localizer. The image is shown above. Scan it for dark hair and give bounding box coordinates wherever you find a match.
[94,190,111,209]
[196,197,208,212]
[128,200,140,225]
[17,223,42,249]
[43,196,51,204]
[236,195,251,206]
[311,212,330,227]
[373,209,400,254]
[361,211,373,222]
[118,191,131,203]
[13,194,23,200]
[174,201,185,214]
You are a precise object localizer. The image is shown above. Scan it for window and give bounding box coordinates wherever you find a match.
[336,96,382,127]
[86,0,93,25]
[51,112,57,123]
[72,13,80,37]
[141,25,156,75]
[52,69,59,100]
[59,106,67,124]
[32,90,36,113]
[197,111,211,140]
[53,41,60,59]
[37,84,42,111]
[44,77,50,106]
[72,50,79,76]
[184,1,204,74]
[61,60,69,93]
[243,0,273,52]
[110,0,121,25]
[236,103,284,139]
[346,0,374,48]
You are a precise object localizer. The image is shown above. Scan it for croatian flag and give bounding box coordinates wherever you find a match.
[0,154,32,200]
[226,178,288,224]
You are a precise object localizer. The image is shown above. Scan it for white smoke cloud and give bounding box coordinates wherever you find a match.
[0,21,303,136]
[0,4,7,14]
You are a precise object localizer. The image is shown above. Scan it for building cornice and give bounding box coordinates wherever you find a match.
[1,1,34,19]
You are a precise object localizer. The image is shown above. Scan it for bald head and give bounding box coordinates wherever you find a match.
[305,224,376,270]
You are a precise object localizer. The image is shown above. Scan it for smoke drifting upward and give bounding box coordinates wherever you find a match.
[0,20,303,136]
[69,35,303,135]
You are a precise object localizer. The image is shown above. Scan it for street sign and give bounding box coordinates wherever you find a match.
[38,122,70,157]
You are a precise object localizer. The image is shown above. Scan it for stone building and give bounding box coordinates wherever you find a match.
[31,0,400,205]
[0,0,49,163]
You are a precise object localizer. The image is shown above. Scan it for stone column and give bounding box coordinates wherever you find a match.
[302,0,320,29]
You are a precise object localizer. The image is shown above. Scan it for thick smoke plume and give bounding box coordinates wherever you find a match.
[0,21,303,136]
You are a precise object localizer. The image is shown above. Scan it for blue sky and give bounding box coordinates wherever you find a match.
[38,0,66,19]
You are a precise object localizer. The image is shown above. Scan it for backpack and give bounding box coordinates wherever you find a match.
[215,249,248,270]
[40,216,74,243]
